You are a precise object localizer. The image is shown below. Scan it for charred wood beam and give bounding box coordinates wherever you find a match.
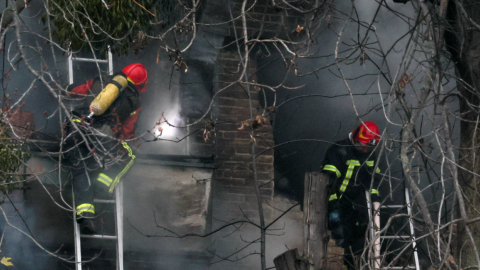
[303,171,329,270]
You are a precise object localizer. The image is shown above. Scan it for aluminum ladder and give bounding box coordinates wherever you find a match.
[73,183,124,270]
[366,188,420,270]
[67,48,113,85]
[68,49,124,270]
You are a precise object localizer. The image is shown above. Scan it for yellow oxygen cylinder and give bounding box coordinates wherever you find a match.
[89,75,129,116]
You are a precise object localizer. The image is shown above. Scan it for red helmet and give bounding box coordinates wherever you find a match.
[352,121,380,146]
[122,63,148,92]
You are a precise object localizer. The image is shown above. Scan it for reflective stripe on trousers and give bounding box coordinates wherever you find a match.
[97,173,113,187]
[76,203,95,215]
[95,142,136,193]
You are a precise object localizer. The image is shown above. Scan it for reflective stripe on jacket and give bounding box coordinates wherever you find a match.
[322,139,381,202]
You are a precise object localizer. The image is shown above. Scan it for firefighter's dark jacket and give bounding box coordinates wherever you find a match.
[69,73,140,129]
[322,139,382,203]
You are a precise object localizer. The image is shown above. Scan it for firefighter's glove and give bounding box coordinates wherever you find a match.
[329,209,341,224]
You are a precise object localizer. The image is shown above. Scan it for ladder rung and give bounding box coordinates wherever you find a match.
[382,266,417,269]
[93,199,116,204]
[72,57,109,64]
[381,205,405,209]
[81,234,117,240]
[380,235,411,239]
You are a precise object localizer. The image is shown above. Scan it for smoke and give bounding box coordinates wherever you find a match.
[153,102,185,140]
[0,183,75,269]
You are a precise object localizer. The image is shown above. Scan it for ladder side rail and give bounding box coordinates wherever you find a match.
[115,181,124,270]
[73,199,83,270]
[68,53,74,85]
[366,190,374,265]
[373,193,381,269]
[405,188,421,270]
[367,191,375,238]
[107,46,113,76]
[366,191,382,269]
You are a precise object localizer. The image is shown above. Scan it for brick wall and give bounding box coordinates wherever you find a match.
[327,237,345,270]
[185,119,216,157]
[211,50,275,222]
[226,0,302,39]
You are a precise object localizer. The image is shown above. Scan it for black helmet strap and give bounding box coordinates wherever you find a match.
[352,126,361,141]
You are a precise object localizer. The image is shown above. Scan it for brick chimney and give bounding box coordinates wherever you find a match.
[211,51,275,223]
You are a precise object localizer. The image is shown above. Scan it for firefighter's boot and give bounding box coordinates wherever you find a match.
[77,217,96,235]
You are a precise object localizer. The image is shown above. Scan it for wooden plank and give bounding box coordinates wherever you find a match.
[303,172,329,270]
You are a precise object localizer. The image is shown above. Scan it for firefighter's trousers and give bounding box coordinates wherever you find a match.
[66,122,135,219]
[328,200,368,270]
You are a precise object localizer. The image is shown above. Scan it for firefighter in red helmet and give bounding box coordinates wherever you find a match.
[122,63,148,93]
[322,121,382,270]
[67,63,148,138]
[65,63,147,233]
